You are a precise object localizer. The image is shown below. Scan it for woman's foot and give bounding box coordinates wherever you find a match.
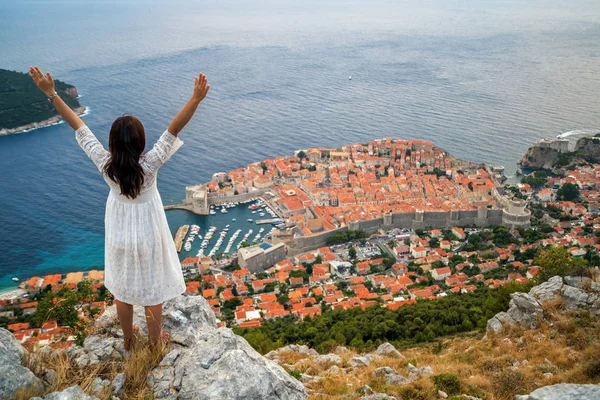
[150,331,171,349]
[124,324,141,351]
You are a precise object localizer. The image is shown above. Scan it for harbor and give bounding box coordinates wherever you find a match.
[168,198,287,261]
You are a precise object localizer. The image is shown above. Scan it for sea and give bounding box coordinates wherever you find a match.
[1,0,600,290]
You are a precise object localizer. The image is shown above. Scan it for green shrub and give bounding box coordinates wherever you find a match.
[432,373,460,396]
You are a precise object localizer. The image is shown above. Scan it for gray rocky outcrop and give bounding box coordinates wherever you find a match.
[486,276,600,334]
[516,383,600,400]
[407,363,434,380]
[98,295,306,400]
[374,342,404,358]
[349,354,382,367]
[43,385,99,400]
[313,353,343,366]
[0,327,44,400]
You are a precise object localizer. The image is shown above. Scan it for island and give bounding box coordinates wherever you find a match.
[0,68,85,135]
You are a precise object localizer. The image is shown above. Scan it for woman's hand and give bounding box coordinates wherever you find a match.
[192,73,210,102]
[29,66,56,96]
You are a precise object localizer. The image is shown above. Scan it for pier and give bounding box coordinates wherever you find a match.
[255,218,280,225]
[174,225,189,252]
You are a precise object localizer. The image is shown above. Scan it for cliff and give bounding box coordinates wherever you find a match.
[574,136,600,163]
[0,69,85,135]
[519,135,600,174]
[3,277,600,399]
[0,295,306,400]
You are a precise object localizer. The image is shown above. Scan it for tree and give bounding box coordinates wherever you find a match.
[557,183,580,202]
[348,247,357,259]
[534,245,588,283]
[297,150,307,159]
[429,237,440,249]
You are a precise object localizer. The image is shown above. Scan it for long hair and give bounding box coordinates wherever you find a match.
[103,115,146,199]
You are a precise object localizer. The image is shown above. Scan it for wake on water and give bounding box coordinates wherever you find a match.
[556,128,600,139]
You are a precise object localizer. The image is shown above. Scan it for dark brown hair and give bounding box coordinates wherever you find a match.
[103,115,146,199]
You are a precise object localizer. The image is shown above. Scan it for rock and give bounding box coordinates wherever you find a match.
[543,372,554,378]
[0,327,44,400]
[516,383,600,400]
[146,296,306,400]
[327,365,340,374]
[314,353,343,366]
[486,311,516,334]
[265,350,278,360]
[507,292,544,328]
[374,342,404,358]
[83,336,124,362]
[438,390,448,398]
[360,394,397,400]
[112,373,125,397]
[98,295,218,347]
[42,369,58,389]
[91,378,111,395]
[563,276,592,290]
[561,285,598,310]
[530,276,564,303]
[407,363,433,380]
[349,355,375,367]
[44,385,100,400]
[384,374,411,385]
[361,384,374,395]
[460,396,482,400]
[372,366,396,377]
[334,346,349,354]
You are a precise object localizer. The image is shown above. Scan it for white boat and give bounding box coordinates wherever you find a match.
[232,218,237,222]
[209,210,216,215]
[349,76,352,80]
[12,277,19,282]
[247,218,253,222]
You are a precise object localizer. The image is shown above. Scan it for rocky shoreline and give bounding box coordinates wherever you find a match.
[0,106,87,136]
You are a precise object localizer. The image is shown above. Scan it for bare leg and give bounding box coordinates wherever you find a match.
[144,304,163,345]
[115,299,134,350]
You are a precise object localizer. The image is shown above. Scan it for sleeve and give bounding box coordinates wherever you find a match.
[144,130,184,172]
[75,125,110,172]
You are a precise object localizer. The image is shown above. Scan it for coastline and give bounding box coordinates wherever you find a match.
[0,106,88,136]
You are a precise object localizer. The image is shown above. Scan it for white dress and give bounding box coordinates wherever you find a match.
[75,125,186,306]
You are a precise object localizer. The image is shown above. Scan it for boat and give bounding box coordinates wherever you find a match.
[209,210,216,215]
[12,277,19,282]
[232,218,237,222]
[349,76,352,80]
[247,218,253,222]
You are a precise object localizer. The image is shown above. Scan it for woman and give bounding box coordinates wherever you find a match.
[29,66,210,350]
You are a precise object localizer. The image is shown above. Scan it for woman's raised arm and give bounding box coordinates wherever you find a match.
[29,66,85,131]
[167,73,210,136]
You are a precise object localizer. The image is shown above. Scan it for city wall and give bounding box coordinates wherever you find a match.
[207,189,271,206]
[290,208,505,254]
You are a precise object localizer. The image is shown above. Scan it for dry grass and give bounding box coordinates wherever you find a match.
[297,305,600,400]
[18,335,169,400]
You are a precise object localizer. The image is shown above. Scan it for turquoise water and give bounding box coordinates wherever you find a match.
[1,0,600,289]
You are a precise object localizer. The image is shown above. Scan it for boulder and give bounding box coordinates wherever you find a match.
[360,394,397,400]
[372,366,396,377]
[112,373,125,397]
[407,363,433,380]
[374,342,404,358]
[349,354,382,367]
[507,293,543,328]
[142,295,306,400]
[486,312,516,334]
[0,327,44,400]
[561,285,598,311]
[516,383,600,400]
[530,276,563,303]
[44,385,99,400]
[313,353,343,366]
[384,374,411,385]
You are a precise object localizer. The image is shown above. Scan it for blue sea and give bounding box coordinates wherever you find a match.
[1,0,600,290]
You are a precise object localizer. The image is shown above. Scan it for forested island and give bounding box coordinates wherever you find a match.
[0,68,85,135]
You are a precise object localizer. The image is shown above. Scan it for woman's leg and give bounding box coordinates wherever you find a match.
[144,304,163,345]
[115,299,134,350]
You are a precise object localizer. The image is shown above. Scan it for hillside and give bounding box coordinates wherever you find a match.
[2,274,600,399]
[518,135,600,175]
[0,69,84,134]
